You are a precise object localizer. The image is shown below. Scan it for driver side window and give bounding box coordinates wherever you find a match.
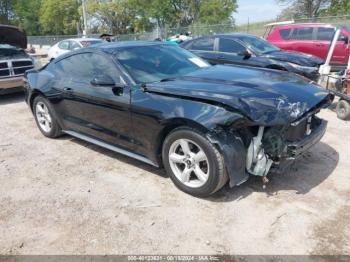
[218,38,246,54]
[55,53,123,84]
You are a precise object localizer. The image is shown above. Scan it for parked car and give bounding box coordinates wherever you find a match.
[181,33,323,81]
[24,42,332,197]
[266,23,350,69]
[48,38,104,60]
[0,24,37,95]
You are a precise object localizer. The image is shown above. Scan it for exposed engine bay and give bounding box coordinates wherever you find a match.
[245,113,326,183]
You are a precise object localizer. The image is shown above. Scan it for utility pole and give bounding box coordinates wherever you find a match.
[82,0,88,37]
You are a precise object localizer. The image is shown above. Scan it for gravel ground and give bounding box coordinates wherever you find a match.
[0,93,350,255]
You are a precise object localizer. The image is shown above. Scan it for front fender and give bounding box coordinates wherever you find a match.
[207,130,248,187]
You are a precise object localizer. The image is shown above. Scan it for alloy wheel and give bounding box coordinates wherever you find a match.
[168,138,210,188]
[35,101,52,133]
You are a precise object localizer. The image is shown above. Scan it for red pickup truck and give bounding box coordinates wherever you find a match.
[266,23,350,68]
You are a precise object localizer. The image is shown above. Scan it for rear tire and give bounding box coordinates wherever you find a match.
[33,96,62,138]
[162,127,228,197]
[336,100,350,120]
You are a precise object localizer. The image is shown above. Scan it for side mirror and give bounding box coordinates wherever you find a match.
[238,49,251,59]
[91,75,116,86]
[340,35,349,43]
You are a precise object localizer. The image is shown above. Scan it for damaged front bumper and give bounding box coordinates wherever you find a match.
[217,116,328,188]
[286,119,327,159]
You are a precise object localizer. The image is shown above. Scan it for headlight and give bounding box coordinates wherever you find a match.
[287,63,318,73]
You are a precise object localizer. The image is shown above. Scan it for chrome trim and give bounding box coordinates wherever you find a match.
[0,59,34,79]
[63,130,158,167]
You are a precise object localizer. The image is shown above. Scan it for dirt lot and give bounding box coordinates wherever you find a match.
[0,93,350,255]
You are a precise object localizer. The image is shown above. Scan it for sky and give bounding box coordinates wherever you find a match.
[234,0,284,25]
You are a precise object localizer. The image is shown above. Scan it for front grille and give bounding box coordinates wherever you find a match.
[0,69,10,77]
[0,59,34,79]
[12,60,33,67]
[0,62,7,69]
[14,67,31,75]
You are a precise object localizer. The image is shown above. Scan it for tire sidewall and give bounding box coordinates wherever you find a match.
[162,128,223,197]
[33,96,59,137]
[336,100,350,120]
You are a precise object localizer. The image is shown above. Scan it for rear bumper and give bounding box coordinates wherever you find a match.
[285,119,327,159]
[0,76,24,95]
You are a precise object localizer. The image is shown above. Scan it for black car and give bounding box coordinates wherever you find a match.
[180,33,324,81]
[24,42,332,197]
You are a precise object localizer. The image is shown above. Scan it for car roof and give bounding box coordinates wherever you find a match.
[273,23,335,28]
[215,33,260,38]
[54,41,170,61]
[97,41,167,49]
[61,38,103,42]
[191,33,261,40]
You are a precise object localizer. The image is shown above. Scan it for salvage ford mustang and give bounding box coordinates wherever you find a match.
[24,41,332,197]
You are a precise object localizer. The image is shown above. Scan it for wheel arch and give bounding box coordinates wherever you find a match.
[154,118,209,166]
[29,89,45,112]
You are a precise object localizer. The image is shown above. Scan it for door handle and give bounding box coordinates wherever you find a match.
[63,87,73,92]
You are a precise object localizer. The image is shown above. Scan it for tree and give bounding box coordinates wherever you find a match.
[87,0,153,34]
[39,0,80,35]
[13,0,42,35]
[86,0,237,34]
[0,0,14,24]
[324,0,350,15]
[198,0,237,24]
[277,0,330,18]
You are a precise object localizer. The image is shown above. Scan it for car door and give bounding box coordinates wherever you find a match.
[214,37,256,66]
[52,52,134,150]
[333,31,350,65]
[315,27,350,65]
[187,37,218,64]
[288,27,317,57]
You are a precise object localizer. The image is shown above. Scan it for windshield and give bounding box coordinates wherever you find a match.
[114,44,210,84]
[237,35,279,54]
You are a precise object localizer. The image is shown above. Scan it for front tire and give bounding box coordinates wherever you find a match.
[162,127,227,197]
[33,96,62,138]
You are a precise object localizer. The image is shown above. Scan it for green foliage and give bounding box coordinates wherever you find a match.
[277,0,330,18]
[85,0,237,34]
[324,0,350,15]
[197,0,237,24]
[13,0,41,35]
[0,0,14,24]
[39,0,80,35]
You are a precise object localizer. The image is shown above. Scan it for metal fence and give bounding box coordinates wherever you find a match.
[27,15,350,47]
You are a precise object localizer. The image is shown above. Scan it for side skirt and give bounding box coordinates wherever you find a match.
[63,130,159,167]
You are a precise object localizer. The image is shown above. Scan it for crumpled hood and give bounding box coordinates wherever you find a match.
[262,50,324,67]
[0,25,27,49]
[147,65,331,125]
